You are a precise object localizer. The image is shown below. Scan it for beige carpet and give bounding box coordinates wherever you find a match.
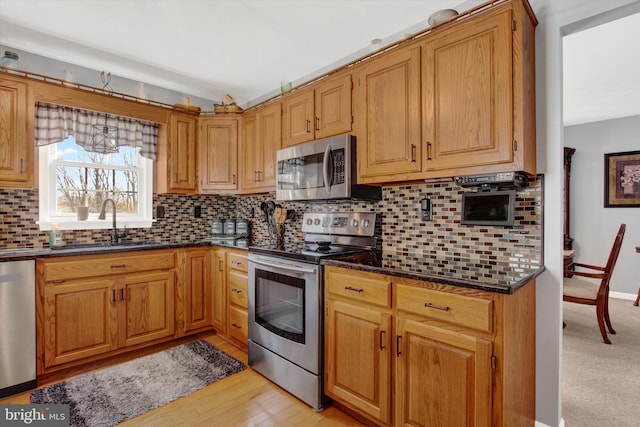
[562,298,640,426]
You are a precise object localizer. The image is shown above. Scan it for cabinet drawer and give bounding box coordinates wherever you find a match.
[326,268,391,308]
[396,283,493,333]
[228,270,248,308]
[228,306,248,343]
[228,251,248,272]
[41,251,176,282]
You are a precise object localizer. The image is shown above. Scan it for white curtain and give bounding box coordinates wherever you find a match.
[34,102,158,160]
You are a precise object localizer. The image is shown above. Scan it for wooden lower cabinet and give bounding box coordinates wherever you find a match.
[394,318,492,427]
[179,248,212,334]
[37,250,177,374]
[210,247,248,350]
[324,266,535,427]
[325,299,392,424]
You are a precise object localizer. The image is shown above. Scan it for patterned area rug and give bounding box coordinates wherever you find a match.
[30,340,245,427]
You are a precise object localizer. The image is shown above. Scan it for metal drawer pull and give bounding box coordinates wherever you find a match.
[232,288,242,293]
[424,302,450,311]
[344,286,364,293]
[110,264,126,269]
[379,330,386,350]
[231,323,242,329]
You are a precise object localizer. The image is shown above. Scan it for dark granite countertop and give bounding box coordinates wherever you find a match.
[322,250,545,294]
[0,239,248,262]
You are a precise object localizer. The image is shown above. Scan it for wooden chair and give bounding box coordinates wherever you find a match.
[563,224,626,344]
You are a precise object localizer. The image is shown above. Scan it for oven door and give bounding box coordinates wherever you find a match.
[248,253,322,375]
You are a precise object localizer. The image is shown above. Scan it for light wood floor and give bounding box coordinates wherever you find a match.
[0,333,364,427]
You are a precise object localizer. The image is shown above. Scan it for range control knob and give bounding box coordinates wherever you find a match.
[306,218,313,225]
[314,218,321,226]
[362,219,370,229]
[351,219,359,228]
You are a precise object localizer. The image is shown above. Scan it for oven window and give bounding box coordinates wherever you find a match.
[255,269,305,344]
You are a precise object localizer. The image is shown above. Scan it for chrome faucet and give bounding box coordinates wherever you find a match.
[98,198,125,244]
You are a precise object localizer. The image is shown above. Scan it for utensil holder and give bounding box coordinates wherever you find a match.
[269,223,285,247]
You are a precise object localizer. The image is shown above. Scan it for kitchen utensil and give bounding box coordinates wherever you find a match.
[286,209,296,221]
[260,202,269,223]
[266,201,276,224]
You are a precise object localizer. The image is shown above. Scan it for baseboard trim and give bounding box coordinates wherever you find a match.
[610,291,637,301]
[535,418,564,427]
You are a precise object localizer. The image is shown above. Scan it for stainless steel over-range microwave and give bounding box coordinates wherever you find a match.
[275,134,382,202]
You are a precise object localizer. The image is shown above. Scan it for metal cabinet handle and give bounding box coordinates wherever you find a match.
[231,323,242,329]
[111,264,126,269]
[112,289,117,303]
[426,142,432,160]
[411,144,416,162]
[232,174,236,185]
[218,260,224,271]
[344,286,364,293]
[306,119,311,133]
[380,330,386,350]
[20,159,24,174]
[315,117,320,131]
[396,335,402,356]
[424,302,450,312]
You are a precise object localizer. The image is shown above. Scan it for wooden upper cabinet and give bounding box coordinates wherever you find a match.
[240,102,281,193]
[199,116,238,193]
[159,112,197,193]
[355,46,422,182]
[282,73,352,148]
[422,7,514,174]
[282,90,314,147]
[315,73,352,139]
[0,77,33,187]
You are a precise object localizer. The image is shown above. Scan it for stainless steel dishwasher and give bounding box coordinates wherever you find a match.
[0,259,36,398]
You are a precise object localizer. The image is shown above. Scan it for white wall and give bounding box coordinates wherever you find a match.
[528,1,640,426]
[565,116,640,297]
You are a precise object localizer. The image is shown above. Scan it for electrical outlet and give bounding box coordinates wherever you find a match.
[194,206,201,218]
[156,206,165,218]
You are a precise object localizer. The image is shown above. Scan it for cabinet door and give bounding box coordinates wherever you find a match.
[0,78,33,187]
[119,271,175,348]
[211,249,227,333]
[395,317,492,427]
[355,46,421,182]
[183,249,212,333]
[315,73,352,139]
[240,112,260,191]
[43,279,118,368]
[282,90,314,147]
[228,305,248,346]
[325,299,392,424]
[422,8,513,172]
[167,113,197,192]
[240,104,280,192]
[199,116,238,193]
[257,102,282,190]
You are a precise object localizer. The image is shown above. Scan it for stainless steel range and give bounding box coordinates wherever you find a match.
[247,211,377,411]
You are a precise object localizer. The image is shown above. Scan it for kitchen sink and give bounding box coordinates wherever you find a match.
[50,241,165,251]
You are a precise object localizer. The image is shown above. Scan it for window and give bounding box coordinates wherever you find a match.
[36,103,156,231]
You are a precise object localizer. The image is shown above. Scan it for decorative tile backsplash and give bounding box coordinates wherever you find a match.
[0,176,542,265]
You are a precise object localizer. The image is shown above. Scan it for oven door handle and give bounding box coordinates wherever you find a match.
[251,258,317,275]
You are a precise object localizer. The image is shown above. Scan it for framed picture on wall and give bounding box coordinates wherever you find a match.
[604,150,640,207]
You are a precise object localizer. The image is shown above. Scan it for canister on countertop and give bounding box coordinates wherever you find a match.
[224,218,236,235]
[211,218,224,235]
[236,219,249,236]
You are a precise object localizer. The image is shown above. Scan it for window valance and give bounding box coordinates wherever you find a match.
[35,102,158,160]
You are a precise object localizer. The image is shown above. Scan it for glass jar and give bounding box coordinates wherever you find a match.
[0,51,22,70]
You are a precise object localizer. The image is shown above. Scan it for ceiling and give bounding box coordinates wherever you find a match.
[0,0,470,107]
[563,10,640,127]
[1,0,639,125]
